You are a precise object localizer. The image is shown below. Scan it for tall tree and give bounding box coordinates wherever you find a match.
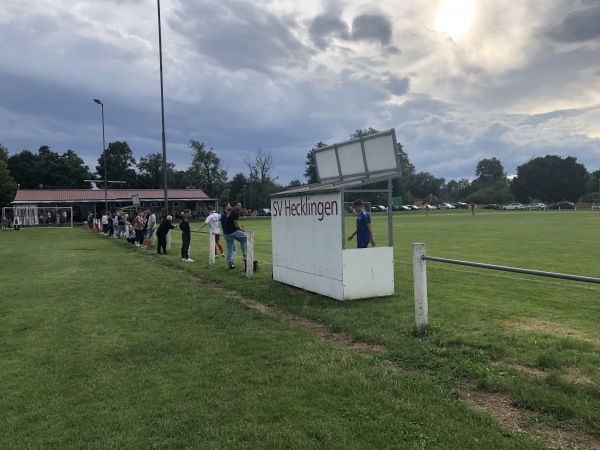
[187,140,227,198]
[397,142,415,177]
[169,170,190,189]
[475,157,507,186]
[57,150,92,188]
[137,152,176,188]
[286,179,302,189]
[8,146,91,189]
[511,155,588,203]
[0,159,17,207]
[0,143,8,162]
[445,178,472,201]
[96,141,137,186]
[305,142,327,184]
[402,172,445,199]
[244,148,275,184]
[228,172,249,205]
[350,127,380,139]
[244,148,279,209]
[7,150,38,188]
[584,169,600,202]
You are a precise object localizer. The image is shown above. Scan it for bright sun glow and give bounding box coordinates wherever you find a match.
[435,0,476,41]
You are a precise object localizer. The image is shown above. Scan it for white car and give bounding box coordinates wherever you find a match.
[526,203,547,210]
[438,203,455,209]
[503,203,526,210]
[377,205,388,212]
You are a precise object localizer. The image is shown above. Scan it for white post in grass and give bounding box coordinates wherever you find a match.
[246,230,254,279]
[413,243,429,330]
[209,231,216,265]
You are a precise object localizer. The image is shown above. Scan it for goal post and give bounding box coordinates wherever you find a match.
[2,206,74,228]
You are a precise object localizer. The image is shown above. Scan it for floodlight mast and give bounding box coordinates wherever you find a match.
[93,98,108,211]
[157,0,168,213]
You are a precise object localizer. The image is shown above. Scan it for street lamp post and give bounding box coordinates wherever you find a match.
[93,98,108,211]
[157,0,168,213]
[243,185,246,209]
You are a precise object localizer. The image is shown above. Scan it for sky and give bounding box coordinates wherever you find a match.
[1,0,600,186]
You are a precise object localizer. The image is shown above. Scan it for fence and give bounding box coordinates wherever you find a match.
[412,243,600,330]
[207,230,255,279]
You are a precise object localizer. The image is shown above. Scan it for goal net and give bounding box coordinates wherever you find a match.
[2,206,74,228]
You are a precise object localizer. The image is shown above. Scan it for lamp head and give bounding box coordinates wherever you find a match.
[93,99,103,105]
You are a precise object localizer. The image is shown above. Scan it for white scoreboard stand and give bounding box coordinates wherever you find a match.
[270,129,399,301]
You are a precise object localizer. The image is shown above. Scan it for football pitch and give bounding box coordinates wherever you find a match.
[1,209,598,448]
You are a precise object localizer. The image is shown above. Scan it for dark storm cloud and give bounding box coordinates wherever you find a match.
[385,76,410,96]
[309,13,351,49]
[547,4,600,43]
[169,1,311,74]
[351,14,392,46]
[309,12,394,49]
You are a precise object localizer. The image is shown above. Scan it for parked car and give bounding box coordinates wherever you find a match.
[371,206,381,212]
[408,205,420,210]
[549,201,576,209]
[257,208,271,216]
[503,203,526,210]
[377,205,388,212]
[420,204,437,210]
[482,204,500,210]
[452,202,469,209]
[526,202,546,210]
[438,203,455,209]
[396,205,411,211]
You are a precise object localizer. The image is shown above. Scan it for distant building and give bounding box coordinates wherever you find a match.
[12,189,214,220]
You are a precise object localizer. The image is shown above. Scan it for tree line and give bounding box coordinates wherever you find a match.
[1,130,599,209]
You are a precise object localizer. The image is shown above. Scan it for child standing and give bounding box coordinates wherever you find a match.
[180,209,193,262]
[195,205,225,257]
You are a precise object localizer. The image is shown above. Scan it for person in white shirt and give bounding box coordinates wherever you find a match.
[195,205,225,257]
[101,211,109,235]
[142,209,156,249]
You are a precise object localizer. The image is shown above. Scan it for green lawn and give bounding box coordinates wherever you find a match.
[1,209,598,448]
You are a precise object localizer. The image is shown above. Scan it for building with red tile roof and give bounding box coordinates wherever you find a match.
[11,189,214,220]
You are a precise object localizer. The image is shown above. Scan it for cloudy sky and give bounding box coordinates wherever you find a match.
[1,0,599,185]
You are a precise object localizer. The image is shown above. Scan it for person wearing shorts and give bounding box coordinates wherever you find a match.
[195,205,225,257]
[143,209,156,249]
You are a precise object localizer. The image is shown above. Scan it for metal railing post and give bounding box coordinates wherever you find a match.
[413,243,429,330]
[246,230,254,279]
[209,231,216,265]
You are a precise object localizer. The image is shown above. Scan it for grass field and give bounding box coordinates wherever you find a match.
[1,208,599,449]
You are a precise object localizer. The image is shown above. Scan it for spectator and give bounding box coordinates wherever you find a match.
[180,209,193,262]
[195,205,225,257]
[222,202,247,270]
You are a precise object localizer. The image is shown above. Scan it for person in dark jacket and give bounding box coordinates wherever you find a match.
[156,215,177,254]
[180,209,193,262]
